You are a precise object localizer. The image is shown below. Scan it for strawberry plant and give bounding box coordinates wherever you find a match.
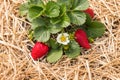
[20,0,105,63]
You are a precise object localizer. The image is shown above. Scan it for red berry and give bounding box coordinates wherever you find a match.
[84,8,94,18]
[75,29,91,49]
[31,42,49,60]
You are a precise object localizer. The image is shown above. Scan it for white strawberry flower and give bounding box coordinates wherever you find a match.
[57,33,70,45]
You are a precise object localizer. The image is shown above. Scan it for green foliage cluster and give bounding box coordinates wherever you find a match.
[20,0,105,63]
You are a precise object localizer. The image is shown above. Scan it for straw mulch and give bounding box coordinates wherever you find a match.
[0,0,120,80]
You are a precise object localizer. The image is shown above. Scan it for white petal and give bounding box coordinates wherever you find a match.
[63,33,69,37]
[62,42,68,45]
[56,33,70,45]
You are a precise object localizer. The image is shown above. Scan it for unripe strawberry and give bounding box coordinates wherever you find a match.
[74,29,91,49]
[84,8,94,18]
[31,42,49,60]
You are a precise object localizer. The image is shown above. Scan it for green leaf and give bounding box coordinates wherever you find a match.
[85,21,105,38]
[85,13,92,25]
[56,14,70,28]
[68,11,86,25]
[59,4,67,16]
[28,0,44,5]
[50,18,61,24]
[28,6,44,20]
[50,5,67,24]
[33,27,50,42]
[57,0,72,9]
[45,1,60,18]
[65,41,81,58]
[31,17,46,29]
[47,48,63,63]
[78,25,86,30]
[49,39,59,49]
[48,24,63,34]
[19,3,29,16]
[49,14,70,33]
[71,0,89,10]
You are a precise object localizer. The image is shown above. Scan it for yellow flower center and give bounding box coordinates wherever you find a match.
[60,35,66,42]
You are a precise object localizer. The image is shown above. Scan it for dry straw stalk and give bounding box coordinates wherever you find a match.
[0,0,120,80]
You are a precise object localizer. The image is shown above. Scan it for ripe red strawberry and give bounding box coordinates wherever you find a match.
[84,8,94,18]
[74,29,91,49]
[31,42,49,60]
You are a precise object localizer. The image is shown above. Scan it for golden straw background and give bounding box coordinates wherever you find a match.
[0,0,120,80]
